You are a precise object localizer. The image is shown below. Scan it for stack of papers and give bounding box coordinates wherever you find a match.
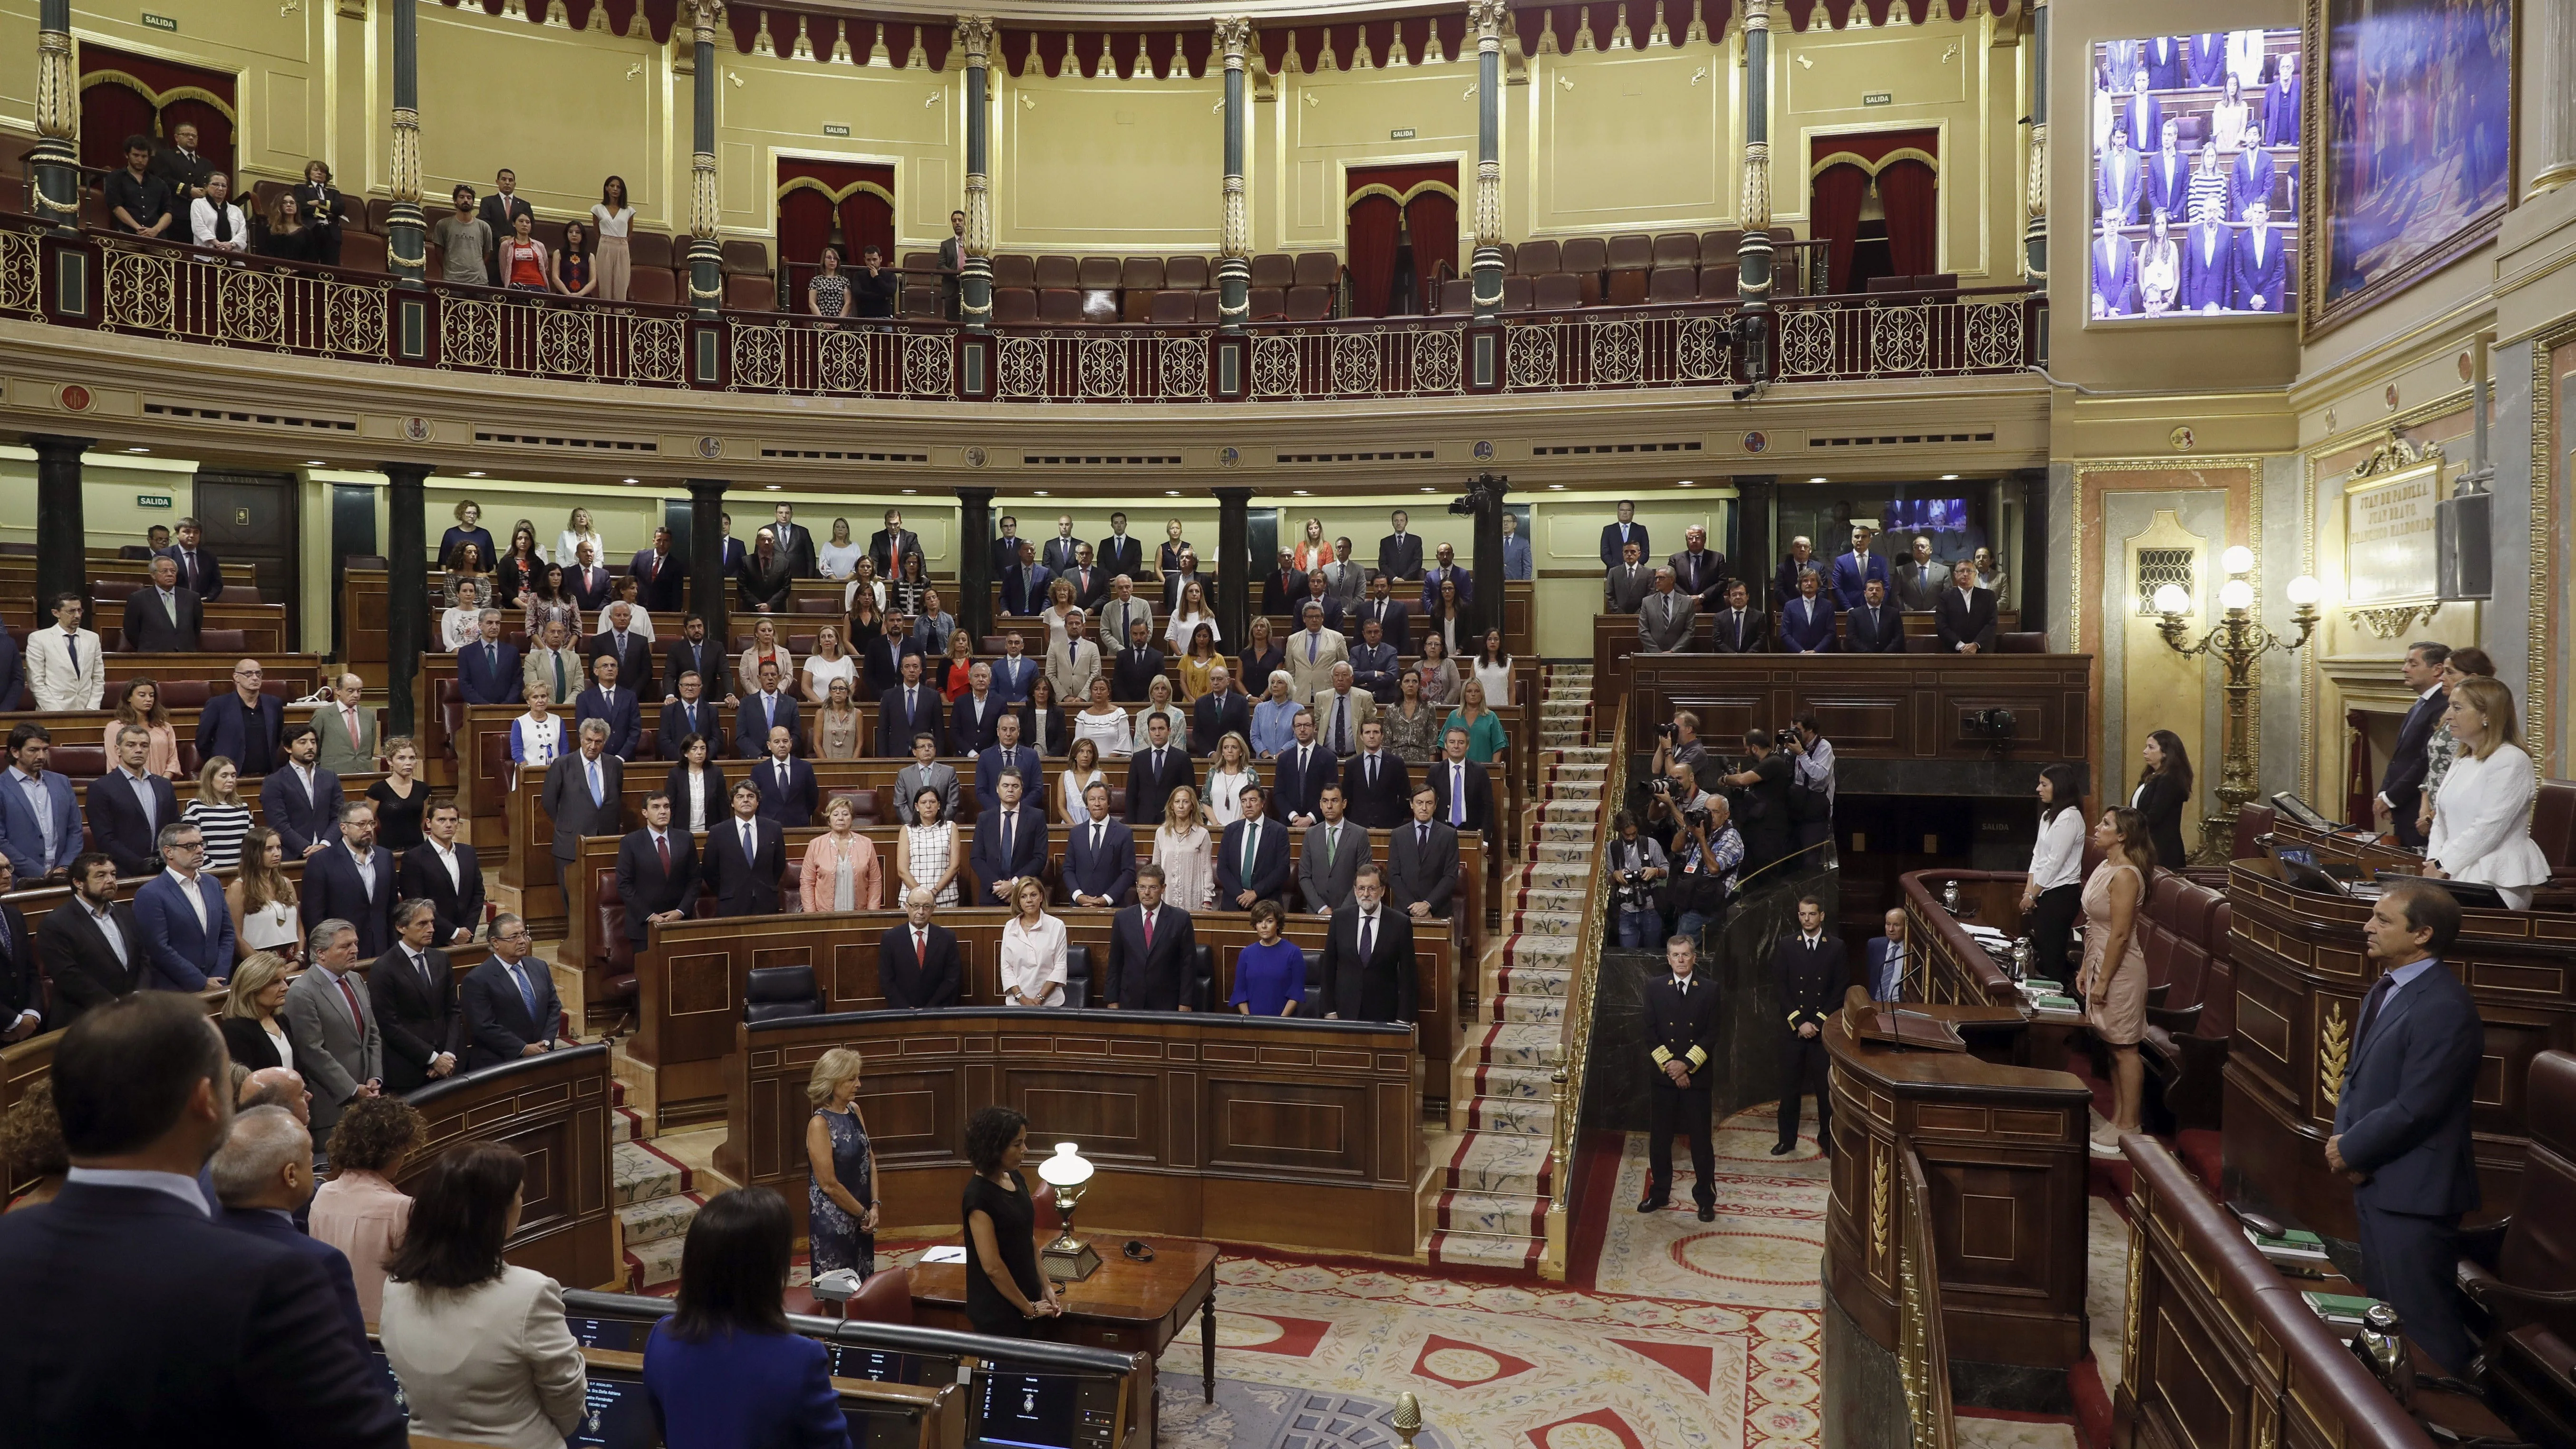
[1964,925,2011,944]
[2032,994,2081,1013]
[2246,1226,2330,1262]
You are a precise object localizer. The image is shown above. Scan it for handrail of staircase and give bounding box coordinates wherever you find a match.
[1544,708,1626,1254]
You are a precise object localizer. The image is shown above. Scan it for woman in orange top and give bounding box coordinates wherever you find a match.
[498,211,549,293]
[800,797,883,913]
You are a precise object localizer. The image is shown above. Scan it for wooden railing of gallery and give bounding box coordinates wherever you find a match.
[1540,709,1623,1280]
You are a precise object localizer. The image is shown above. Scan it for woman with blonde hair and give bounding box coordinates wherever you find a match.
[556,506,604,569]
[1290,517,1332,574]
[2419,646,2499,833]
[227,825,303,962]
[369,737,430,850]
[2079,807,2157,1155]
[1058,737,1108,824]
[1238,617,1284,701]
[813,676,862,761]
[739,617,794,695]
[1165,580,1218,656]
[936,633,978,702]
[217,951,298,1072]
[1133,676,1187,755]
[2422,676,2551,910]
[800,797,883,913]
[998,877,1069,1008]
[818,518,863,581]
[801,623,855,706]
[184,756,254,869]
[1203,733,1255,830]
[1442,677,1508,764]
[108,678,181,779]
[1153,784,1215,910]
[1042,577,1082,655]
[804,1047,879,1280]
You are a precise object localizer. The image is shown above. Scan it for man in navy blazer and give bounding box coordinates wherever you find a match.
[2375,643,2449,847]
[459,913,562,1068]
[1338,722,1413,831]
[615,795,700,950]
[1064,784,1136,907]
[1710,583,1769,654]
[658,670,720,759]
[736,660,802,760]
[1192,667,1253,753]
[1125,716,1194,827]
[88,725,182,877]
[970,773,1046,902]
[572,652,644,761]
[861,630,924,701]
[455,611,523,705]
[302,802,399,959]
[2326,884,2483,1373]
[2229,201,2287,313]
[1598,502,1649,570]
[1419,543,1473,613]
[0,994,408,1447]
[878,890,962,1008]
[1216,787,1291,909]
[1778,574,1839,654]
[1350,578,1411,654]
[1105,865,1198,1010]
[716,512,746,578]
[950,665,1007,753]
[1425,734,1495,841]
[2229,139,2278,224]
[748,725,818,827]
[1846,580,1908,653]
[1827,525,1890,612]
[564,544,614,613]
[662,615,728,704]
[2092,216,2139,318]
[877,655,946,756]
[401,801,484,948]
[213,1105,367,1349]
[1271,716,1332,826]
[586,602,658,698]
[976,714,1044,817]
[1000,542,1053,617]
[134,821,235,991]
[1864,907,1911,1001]
[259,725,345,858]
[630,527,689,613]
[197,658,287,774]
[988,635,1039,705]
[701,782,785,917]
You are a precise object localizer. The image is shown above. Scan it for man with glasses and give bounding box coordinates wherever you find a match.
[196,657,284,774]
[134,822,232,992]
[540,719,624,870]
[304,802,397,959]
[460,912,562,1067]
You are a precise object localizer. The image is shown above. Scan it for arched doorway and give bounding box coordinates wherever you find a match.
[1807,130,1939,294]
[775,159,895,305]
[1345,162,1459,317]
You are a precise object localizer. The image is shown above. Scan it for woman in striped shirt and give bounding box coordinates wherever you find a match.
[181,756,255,870]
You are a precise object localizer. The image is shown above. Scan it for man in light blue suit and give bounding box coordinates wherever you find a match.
[0,724,82,883]
[133,821,235,991]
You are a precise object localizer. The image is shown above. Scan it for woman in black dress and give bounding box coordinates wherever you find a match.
[2130,729,2193,870]
[961,1105,1059,1337]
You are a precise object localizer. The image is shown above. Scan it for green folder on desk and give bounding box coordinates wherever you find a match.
[2034,994,2080,1013]
[2248,1227,2330,1260]
[2302,1290,2381,1328]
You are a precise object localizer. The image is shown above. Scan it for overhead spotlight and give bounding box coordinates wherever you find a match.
[1420,486,1436,493]
[126,447,150,454]
[1809,476,1828,483]
[765,483,782,490]
[1940,473,1959,481]
[1165,490,1181,497]
[902,488,917,494]
[1547,483,1566,490]
[305,460,329,466]
[465,470,486,477]
[1034,490,1050,497]
[1292,489,1310,496]
[621,477,639,484]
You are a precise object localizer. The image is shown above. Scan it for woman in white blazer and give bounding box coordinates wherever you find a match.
[2421,676,2553,911]
[379,1143,589,1449]
[552,506,606,569]
[190,172,250,254]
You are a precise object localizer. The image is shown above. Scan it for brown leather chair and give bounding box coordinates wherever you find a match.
[790,595,842,615]
[825,788,882,825]
[724,274,776,311]
[1149,290,1198,326]
[1995,632,2046,653]
[1194,291,1221,325]
[1291,252,1339,291]
[160,679,214,709]
[1246,286,1287,321]
[629,231,674,270]
[1866,274,1916,294]
[199,628,249,654]
[1513,238,1559,277]
[1501,275,1533,312]
[48,744,106,781]
[1248,252,1294,290]
[1036,289,1082,325]
[1120,258,1165,322]
[1436,278,1472,314]
[1651,232,1701,270]
[992,288,1038,325]
[1076,256,1122,291]
[531,218,568,256]
[1918,272,1960,290]
[367,197,398,234]
[849,1263,914,1323]
[900,286,941,318]
[990,254,1036,290]
[1699,263,1739,300]
[1033,255,1079,290]
[2460,1050,2576,1381]
[1284,285,1332,321]
[338,230,389,275]
[719,239,770,276]
[1646,267,1698,305]
[1603,233,1654,304]
[1559,236,1608,304]
[1163,255,1210,290]
[1532,273,1583,311]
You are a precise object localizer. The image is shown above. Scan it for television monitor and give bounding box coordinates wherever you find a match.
[970,1363,1084,1449]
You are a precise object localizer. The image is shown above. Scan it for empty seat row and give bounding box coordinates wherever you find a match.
[1862,273,1964,294]
[1431,261,1745,315]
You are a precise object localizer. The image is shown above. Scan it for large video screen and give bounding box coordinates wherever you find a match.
[2086,31,2302,321]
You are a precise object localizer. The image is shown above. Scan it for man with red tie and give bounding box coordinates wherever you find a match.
[615,793,700,955]
[629,526,688,613]
[877,889,961,1009]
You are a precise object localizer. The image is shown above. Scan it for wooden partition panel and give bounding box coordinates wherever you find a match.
[1624,654,2090,768]
[395,1043,620,1292]
[342,568,390,669]
[721,1010,1420,1256]
[1591,609,2026,698]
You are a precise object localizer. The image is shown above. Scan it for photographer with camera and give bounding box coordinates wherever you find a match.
[1715,730,1793,876]
[1780,708,1835,861]
[1607,812,1670,948]
[1668,793,1743,945]
[1651,712,1707,779]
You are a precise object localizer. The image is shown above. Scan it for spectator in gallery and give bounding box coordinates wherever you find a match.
[1152,784,1215,911]
[2181,202,2234,313]
[431,184,491,284]
[1779,569,1837,655]
[880,889,961,1008]
[2231,201,2286,313]
[896,785,962,908]
[256,190,305,260]
[2264,50,2300,147]
[1501,510,1533,580]
[494,210,549,293]
[1599,499,1649,569]
[850,244,901,321]
[29,593,105,712]
[806,245,854,325]
[1847,578,1907,653]
[938,208,968,318]
[803,1050,879,1287]
[2091,214,2137,319]
[591,175,635,300]
[475,168,533,276]
[998,877,1068,1008]
[550,220,595,298]
[189,172,250,255]
[2147,118,2191,222]
[1712,580,1767,654]
[2136,209,2181,316]
[105,135,175,237]
[309,1093,423,1323]
[2097,123,2141,227]
[109,678,183,780]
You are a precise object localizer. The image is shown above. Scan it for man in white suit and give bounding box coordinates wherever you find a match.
[26,594,105,711]
[282,917,383,1160]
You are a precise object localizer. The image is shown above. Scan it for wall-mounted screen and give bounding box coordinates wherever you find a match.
[2086,31,2303,321]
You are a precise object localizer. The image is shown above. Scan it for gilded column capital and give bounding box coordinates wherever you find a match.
[1741,0,1770,33]
[34,29,74,143]
[691,151,719,242]
[689,0,717,46]
[1469,0,1509,42]
[390,107,423,205]
[1214,16,1253,62]
[954,14,994,68]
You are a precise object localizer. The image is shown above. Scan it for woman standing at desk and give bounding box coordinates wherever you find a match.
[999,877,1068,1007]
[2130,730,2193,869]
[2422,676,2551,910]
[2020,763,2087,978]
[2418,647,2498,837]
[962,1106,1062,1337]
[804,1048,879,1283]
[643,1187,847,1449]
[2079,807,2155,1158]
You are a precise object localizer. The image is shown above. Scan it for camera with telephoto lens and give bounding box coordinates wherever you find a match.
[1649,774,1675,797]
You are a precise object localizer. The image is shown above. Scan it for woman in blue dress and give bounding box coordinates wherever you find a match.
[803,1047,877,1280]
[1229,901,1307,1016]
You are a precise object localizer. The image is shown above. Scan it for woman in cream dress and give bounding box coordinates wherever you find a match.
[1058,738,1108,825]
[1074,678,1133,760]
[1132,676,1188,755]
[227,827,303,964]
[2422,677,2553,911]
[813,676,863,761]
[2135,210,2181,315]
[553,507,605,569]
[2078,807,2155,1157]
[1152,785,1215,911]
[2210,74,2254,155]
[998,877,1069,1007]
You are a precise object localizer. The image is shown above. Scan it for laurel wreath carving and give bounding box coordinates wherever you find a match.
[2318,1000,2349,1107]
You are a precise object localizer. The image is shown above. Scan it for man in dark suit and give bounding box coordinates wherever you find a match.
[737,659,803,759]
[1000,540,1052,617]
[1317,866,1415,1022]
[1778,570,1838,654]
[588,602,657,697]
[1096,512,1143,581]
[1599,500,1649,569]
[701,780,785,917]
[402,800,484,947]
[630,526,688,613]
[475,167,533,275]
[1387,788,1461,920]
[372,900,463,1092]
[1339,720,1412,831]
[975,713,1043,818]
[147,120,214,201]
[2376,643,2450,847]
[303,802,398,959]
[1298,572,1347,637]
[135,821,234,991]
[863,628,929,702]
[1352,575,1411,654]
[1113,617,1166,702]
[1773,896,1839,1157]
[540,720,625,869]
[198,658,287,774]
[763,502,814,578]
[573,652,644,762]
[1192,667,1252,755]
[1420,543,1473,614]
[259,724,344,858]
[1262,550,1306,617]
[564,543,614,614]
[1272,712,1330,826]
[715,512,747,580]
[212,1105,367,1349]
[1639,934,1723,1219]
[2180,206,2235,314]
[877,653,945,756]
[1348,622,1401,705]
[88,725,182,877]
[970,773,1046,903]
[1377,510,1425,582]
[2229,200,2287,313]
[1040,516,1084,573]
[1605,541,1654,614]
[949,662,1005,753]
[0,993,409,1447]
[2326,883,2482,1372]
[1125,714,1193,827]
[460,913,562,1068]
[1216,787,1290,910]
[1845,579,1907,653]
[35,854,148,1029]
[1426,729,1494,843]
[988,515,1025,578]
[616,793,701,956]
[1828,524,1890,613]
[1064,783,1136,907]
[1298,785,1363,915]
[1864,907,1911,1002]
[121,555,203,652]
[1668,525,1731,613]
[749,725,818,827]
[878,889,962,1009]
[867,507,921,581]
[164,516,225,602]
[0,858,37,1044]
[662,615,727,706]
[1932,558,1998,656]
[658,670,719,760]
[1105,863,1199,1010]
[457,610,523,706]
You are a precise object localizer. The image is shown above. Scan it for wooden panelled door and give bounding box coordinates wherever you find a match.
[192,473,301,650]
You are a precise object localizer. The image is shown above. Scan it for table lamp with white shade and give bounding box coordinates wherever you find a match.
[1036,1141,1103,1281]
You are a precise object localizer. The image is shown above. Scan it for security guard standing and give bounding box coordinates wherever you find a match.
[1773,894,1839,1157]
[1639,935,1723,1220]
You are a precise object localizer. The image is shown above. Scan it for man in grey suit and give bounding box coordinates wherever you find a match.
[281,917,382,1161]
[310,673,377,777]
[539,718,624,867]
[1322,538,1366,609]
[1387,787,1462,920]
[1638,568,1695,654]
[1605,541,1654,614]
[893,732,963,825]
[1298,784,1364,916]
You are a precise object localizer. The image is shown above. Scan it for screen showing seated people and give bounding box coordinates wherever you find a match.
[2087,30,2302,321]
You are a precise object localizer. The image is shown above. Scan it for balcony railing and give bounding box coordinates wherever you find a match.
[2,214,2041,403]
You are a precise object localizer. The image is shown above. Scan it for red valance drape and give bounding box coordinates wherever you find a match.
[78,43,236,177]
[1809,164,1868,296]
[1878,158,1939,278]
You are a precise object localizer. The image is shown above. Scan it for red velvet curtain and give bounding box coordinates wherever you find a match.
[1345,193,1402,317]
[1809,163,1868,295]
[79,44,236,177]
[1878,159,1938,278]
[775,160,894,300]
[78,85,155,174]
[1402,189,1459,311]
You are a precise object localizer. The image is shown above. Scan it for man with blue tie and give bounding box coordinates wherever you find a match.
[750,725,817,827]
[1846,578,1907,653]
[976,712,1044,818]
[1065,782,1136,907]
[574,653,642,761]
[1339,720,1411,831]
[716,512,746,578]
[1387,787,1461,920]
[877,653,945,756]
[259,724,344,859]
[2228,200,2285,313]
[662,614,727,706]
[1427,728,1494,846]
[461,912,562,1067]
[88,725,181,878]
[457,610,523,706]
[971,772,1045,902]
[1096,513,1143,580]
[2326,883,2483,1373]
[2180,207,2234,313]
[1598,500,1649,570]
[588,601,656,698]
[701,780,784,917]
[1864,907,1909,1002]
[196,658,286,775]
[1272,711,1329,827]
[989,632,1039,705]
[133,821,233,991]
[1780,569,1839,654]
[539,719,623,870]
[1828,525,1889,612]
[1217,786,1289,909]
[736,659,802,760]
[658,670,717,760]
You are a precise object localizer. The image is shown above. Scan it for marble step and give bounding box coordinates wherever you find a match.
[1464,1060,1558,1101]
[1475,1021,1565,1068]
[619,1190,701,1249]
[1441,1130,1554,1197]
[612,1140,694,1208]
[1433,1188,1551,1239]
[1493,992,1566,1026]
[1459,1094,1556,1136]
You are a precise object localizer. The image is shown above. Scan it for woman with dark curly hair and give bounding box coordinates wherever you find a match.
[961,1105,1058,1336]
[311,1094,426,1321]
[0,1080,67,1213]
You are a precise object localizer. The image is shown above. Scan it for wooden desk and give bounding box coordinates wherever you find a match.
[394,1043,620,1293]
[911,1235,1220,1410]
[1622,652,2090,780]
[1592,608,2024,697]
[1823,999,2092,1368]
[2266,816,2424,876]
